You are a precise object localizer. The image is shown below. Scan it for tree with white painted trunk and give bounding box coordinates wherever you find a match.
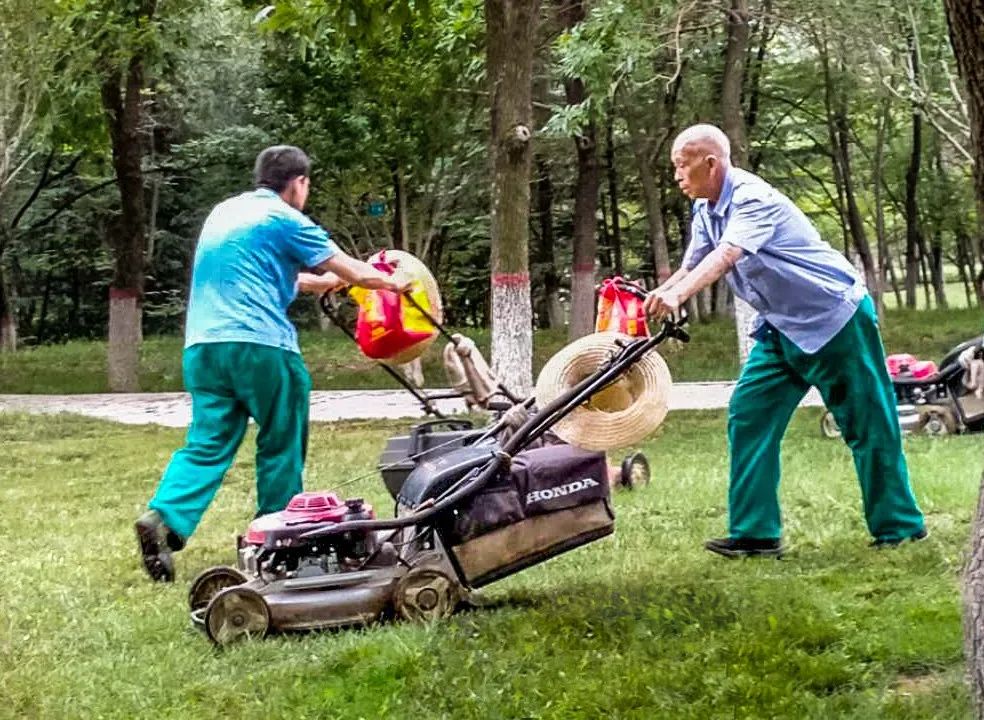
[486,0,540,397]
[96,0,159,392]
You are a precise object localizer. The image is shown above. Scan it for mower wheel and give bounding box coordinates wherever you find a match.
[204,586,270,646]
[189,566,248,612]
[920,408,956,437]
[620,452,651,490]
[820,411,841,439]
[394,568,460,623]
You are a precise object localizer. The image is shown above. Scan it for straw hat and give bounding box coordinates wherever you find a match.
[366,249,443,365]
[534,332,672,451]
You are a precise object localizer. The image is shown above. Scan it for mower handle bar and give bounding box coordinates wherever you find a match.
[300,316,688,540]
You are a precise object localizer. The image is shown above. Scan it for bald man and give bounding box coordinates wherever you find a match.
[645,124,925,558]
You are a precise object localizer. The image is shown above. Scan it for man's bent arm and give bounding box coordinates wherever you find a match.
[654,267,691,293]
[315,253,407,291]
[671,244,744,302]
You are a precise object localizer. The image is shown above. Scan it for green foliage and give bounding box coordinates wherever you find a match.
[0,409,978,717]
[0,0,979,373]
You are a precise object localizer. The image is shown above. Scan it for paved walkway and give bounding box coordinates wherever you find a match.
[0,384,823,427]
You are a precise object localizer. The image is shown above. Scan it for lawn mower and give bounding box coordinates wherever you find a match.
[188,317,686,645]
[820,335,984,438]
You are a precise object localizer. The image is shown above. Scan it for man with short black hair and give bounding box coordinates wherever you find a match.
[135,145,410,582]
[645,124,926,558]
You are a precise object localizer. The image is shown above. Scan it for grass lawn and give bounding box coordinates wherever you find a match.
[0,409,979,719]
[0,307,981,394]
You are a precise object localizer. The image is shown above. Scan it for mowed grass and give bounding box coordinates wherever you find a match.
[0,409,979,719]
[1,307,981,394]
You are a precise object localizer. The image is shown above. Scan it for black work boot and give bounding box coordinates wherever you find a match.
[135,510,185,582]
[869,528,928,549]
[705,537,784,559]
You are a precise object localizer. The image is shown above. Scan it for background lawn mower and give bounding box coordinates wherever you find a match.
[820,335,984,438]
[188,316,686,645]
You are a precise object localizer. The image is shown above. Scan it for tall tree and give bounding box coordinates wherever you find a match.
[903,26,925,309]
[98,0,158,391]
[486,0,540,395]
[945,1,984,716]
[0,0,58,351]
[558,0,600,340]
[604,110,623,277]
[720,0,758,363]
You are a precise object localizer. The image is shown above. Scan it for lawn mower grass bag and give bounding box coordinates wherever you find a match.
[399,443,613,588]
[348,250,441,364]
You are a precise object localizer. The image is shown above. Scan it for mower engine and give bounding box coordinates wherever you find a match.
[237,492,382,580]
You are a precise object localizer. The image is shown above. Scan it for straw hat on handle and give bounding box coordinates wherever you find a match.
[534,332,672,451]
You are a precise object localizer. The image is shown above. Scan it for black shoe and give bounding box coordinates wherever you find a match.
[135,510,184,582]
[870,528,928,548]
[705,537,784,558]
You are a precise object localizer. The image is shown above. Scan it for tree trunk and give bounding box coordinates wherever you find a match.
[598,198,613,275]
[605,110,623,277]
[818,44,880,307]
[560,0,599,341]
[720,0,757,362]
[886,253,903,308]
[0,266,16,352]
[944,0,984,228]
[533,156,562,329]
[918,234,933,308]
[873,98,891,319]
[721,0,750,166]
[109,289,141,390]
[967,471,984,720]
[745,0,771,171]
[930,239,948,308]
[904,28,924,310]
[944,2,984,716]
[834,104,879,303]
[100,4,155,392]
[486,0,539,397]
[36,270,53,343]
[392,161,409,251]
[625,107,671,285]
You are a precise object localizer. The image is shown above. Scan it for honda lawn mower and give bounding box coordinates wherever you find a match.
[188,316,685,645]
[821,335,984,438]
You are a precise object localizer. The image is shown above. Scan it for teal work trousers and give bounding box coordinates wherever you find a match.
[727,297,925,543]
[148,342,311,540]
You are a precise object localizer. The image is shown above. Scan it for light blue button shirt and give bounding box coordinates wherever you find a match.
[682,167,865,354]
[185,188,339,354]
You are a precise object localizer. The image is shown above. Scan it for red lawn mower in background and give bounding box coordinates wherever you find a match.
[821,336,984,438]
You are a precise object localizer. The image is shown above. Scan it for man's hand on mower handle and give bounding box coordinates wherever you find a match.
[387,273,414,295]
[314,252,413,294]
[644,288,682,319]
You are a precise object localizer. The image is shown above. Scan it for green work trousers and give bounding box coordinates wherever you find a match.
[148,342,311,540]
[727,296,925,543]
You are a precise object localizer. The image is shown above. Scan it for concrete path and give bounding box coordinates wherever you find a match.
[0,384,823,428]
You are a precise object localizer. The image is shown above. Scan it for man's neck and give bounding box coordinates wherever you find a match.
[707,165,732,207]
